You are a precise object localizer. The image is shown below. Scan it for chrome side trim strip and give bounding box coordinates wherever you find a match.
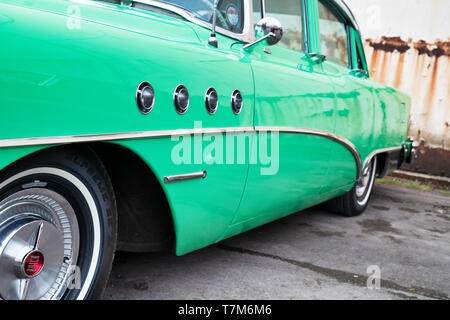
[363,147,403,169]
[0,127,255,148]
[164,171,206,184]
[0,126,401,181]
[256,126,363,179]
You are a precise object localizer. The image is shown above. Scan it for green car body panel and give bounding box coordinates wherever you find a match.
[0,0,411,255]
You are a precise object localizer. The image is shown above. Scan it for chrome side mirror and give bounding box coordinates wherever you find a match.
[243,17,283,50]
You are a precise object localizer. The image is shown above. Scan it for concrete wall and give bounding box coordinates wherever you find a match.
[345,0,450,176]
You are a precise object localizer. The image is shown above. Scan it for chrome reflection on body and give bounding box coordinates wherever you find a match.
[164,171,207,184]
[0,188,79,300]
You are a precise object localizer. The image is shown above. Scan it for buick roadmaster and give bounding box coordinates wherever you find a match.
[0,0,415,299]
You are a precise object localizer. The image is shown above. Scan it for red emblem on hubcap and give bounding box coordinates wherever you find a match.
[23,251,44,277]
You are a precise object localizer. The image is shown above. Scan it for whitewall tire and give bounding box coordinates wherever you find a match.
[0,146,117,300]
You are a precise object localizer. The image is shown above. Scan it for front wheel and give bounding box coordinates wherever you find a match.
[0,146,117,300]
[327,157,377,217]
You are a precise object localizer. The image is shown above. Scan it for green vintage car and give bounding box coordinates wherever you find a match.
[0,0,415,300]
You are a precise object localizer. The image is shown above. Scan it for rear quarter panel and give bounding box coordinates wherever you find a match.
[369,79,411,153]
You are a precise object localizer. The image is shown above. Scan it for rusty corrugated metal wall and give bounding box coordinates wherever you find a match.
[345,0,450,176]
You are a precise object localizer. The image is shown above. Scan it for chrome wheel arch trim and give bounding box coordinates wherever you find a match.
[0,127,401,181]
[362,147,403,171]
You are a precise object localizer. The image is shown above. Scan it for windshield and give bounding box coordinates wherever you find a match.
[156,0,245,33]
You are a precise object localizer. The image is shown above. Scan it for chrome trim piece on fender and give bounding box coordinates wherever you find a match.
[164,171,206,184]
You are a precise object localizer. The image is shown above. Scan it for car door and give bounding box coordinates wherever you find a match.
[222,0,337,236]
[317,0,377,191]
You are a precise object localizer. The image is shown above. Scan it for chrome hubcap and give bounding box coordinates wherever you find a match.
[355,157,377,207]
[356,164,372,198]
[0,188,79,300]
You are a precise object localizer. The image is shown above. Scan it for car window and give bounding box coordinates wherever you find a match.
[318,0,349,67]
[264,0,305,52]
[158,0,245,33]
[253,0,262,27]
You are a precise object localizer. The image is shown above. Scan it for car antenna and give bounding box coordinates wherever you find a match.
[208,0,219,48]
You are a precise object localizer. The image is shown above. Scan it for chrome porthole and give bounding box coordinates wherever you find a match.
[0,188,79,300]
[174,85,190,115]
[205,87,219,115]
[231,89,243,115]
[136,82,155,115]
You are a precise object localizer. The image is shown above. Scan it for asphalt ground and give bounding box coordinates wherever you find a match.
[104,183,450,300]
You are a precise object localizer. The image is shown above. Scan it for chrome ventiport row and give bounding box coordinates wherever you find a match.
[135,83,242,115]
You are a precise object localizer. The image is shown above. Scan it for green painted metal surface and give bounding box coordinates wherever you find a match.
[0,0,411,255]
